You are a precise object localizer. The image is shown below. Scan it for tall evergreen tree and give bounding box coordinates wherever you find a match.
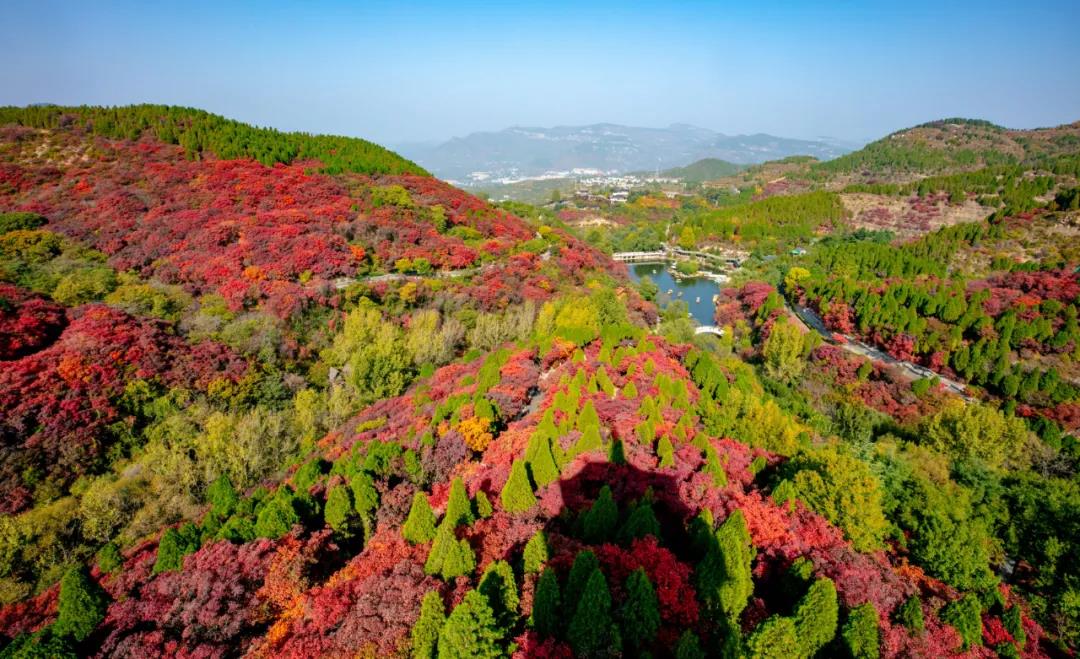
[746,615,799,659]
[403,491,438,544]
[525,434,560,487]
[207,473,239,518]
[478,560,518,629]
[567,569,621,657]
[583,485,618,543]
[564,550,600,615]
[793,578,838,658]
[54,566,108,642]
[842,603,880,659]
[533,567,561,638]
[444,477,474,528]
[619,568,660,651]
[323,484,355,535]
[411,590,445,659]
[523,529,549,574]
[437,590,505,659]
[500,459,537,513]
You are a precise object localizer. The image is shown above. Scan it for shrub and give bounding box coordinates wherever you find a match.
[411,590,445,659]
[402,492,438,544]
[842,603,880,659]
[793,578,839,657]
[941,594,982,650]
[54,566,108,642]
[499,459,537,514]
[437,590,504,659]
[523,530,549,574]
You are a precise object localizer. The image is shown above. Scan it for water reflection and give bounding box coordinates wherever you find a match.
[626,262,722,326]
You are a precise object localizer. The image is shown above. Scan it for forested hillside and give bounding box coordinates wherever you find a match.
[0,106,1077,658]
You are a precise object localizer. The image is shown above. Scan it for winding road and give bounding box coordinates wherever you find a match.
[787,301,972,400]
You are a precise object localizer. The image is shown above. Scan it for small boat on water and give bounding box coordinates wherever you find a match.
[695,297,700,303]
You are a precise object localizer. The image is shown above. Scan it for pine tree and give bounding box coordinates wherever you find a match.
[675,630,706,659]
[207,473,239,518]
[444,477,474,528]
[324,485,355,535]
[793,578,838,658]
[842,603,880,659]
[411,590,445,659]
[523,529,549,573]
[500,459,537,513]
[617,501,660,544]
[698,509,753,623]
[153,524,199,574]
[474,490,494,519]
[424,524,454,576]
[440,537,476,580]
[572,425,603,456]
[583,485,618,544]
[54,566,108,642]
[941,595,981,651]
[437,590,504,659]
[596,366,616,396]
[577,400,600,431]
[622,381,638,399]
[254,493,300,540]
[478,560,518,629]
[533,567,561,638]
[403,491,438,544]
[619,568,660,651]
[897,596,924,633]
[567,568,621,657]
[609,438,626,465]
[1003,605,1025,650]
[525,434,560,487]
[564,550,599,614]
[350,470,379,538]
[657,435,675,468]
[747,615,799,659]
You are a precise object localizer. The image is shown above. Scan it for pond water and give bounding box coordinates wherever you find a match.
[626,262,723,326]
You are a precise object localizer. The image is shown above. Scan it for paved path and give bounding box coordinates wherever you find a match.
[788,301,971,400]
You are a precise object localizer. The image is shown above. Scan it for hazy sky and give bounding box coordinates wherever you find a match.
[2,0,1078,145]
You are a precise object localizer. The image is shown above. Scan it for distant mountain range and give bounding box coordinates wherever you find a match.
[396,123,858,184]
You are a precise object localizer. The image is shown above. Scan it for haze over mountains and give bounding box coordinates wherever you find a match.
[397,123,858,184]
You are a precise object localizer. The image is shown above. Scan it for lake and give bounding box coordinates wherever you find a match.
[626,262,724,326]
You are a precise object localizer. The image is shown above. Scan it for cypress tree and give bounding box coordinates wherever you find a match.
[96,543,122,574]
[437,590,504,659]
[153,525,198,573]
[617,501,660,544]
[622,381,638,399]
[207,473,239,518]
[440,537,476,580]
[525,434,560,487]
[572,425,603,456]
[583,485,618,544]
[474,490,494,519]
[478,560,518,629]
[793,578,838,658]
[567,569,621,657]
[609,438,626,465]
[403,491,438,544]
[619,568,660,651]
[698,509,753,623]
[411,590,445,659]
[703,443,728,486]
[324,485,355,535]
[54,566,108,642]
[1004,605,1025,650]
[564,550,599,614]
[533,567,561,638]
[941,595,981,651]
[424,524,454,576]
[842,603,880,659]
[657,435,675,468]
[444,477,474,528]
[675,630,706,659]
[254,493,300,540]
[500,459,537,513]
[897,596,924,633]
[747,615,799,659]
[577,400,600,431]
[596,366,615,396]
[350,471,379,537]
[523,529,549,574]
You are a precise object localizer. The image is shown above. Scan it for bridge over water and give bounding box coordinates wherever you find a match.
[612,246,746,268]
[693,325,724,336]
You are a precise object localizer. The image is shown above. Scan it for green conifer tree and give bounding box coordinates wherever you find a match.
[424,524,454,576]
[324,485,355,535]
[254,493,300,540]
[525,434,560,487]
[437,590,504,659]
[441,537,476,581]
[583,485,618,543]
[793,578,838,658]
[411,590,445,659]
[675,630,706,659]
[207,473,239,518]
[619,568,660,651]
[702,443,728,487]
[500,459,537,513]
[609,438,626,465]
[596,366,616,396]
[523,530,549,574]
[96,543,122,574]
[657,435,675,468]
[403,491,438,544]
[747,615,799,659]
[54,566,108,642]
[622,381,638,399]
[478,560,518,629]
[577,400,600,431]
[572,425,603,456]
[617,501,660,544]
[564,550,599,614]
[444,477,475,528]
[533,567,561,638]
[842,603,880,659]
[941,595,981,651]
[474,490,494,519]
[567,569,621,657]
[897,596,924,633]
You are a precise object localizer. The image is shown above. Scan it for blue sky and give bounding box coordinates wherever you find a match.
[2,1,1078,145]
